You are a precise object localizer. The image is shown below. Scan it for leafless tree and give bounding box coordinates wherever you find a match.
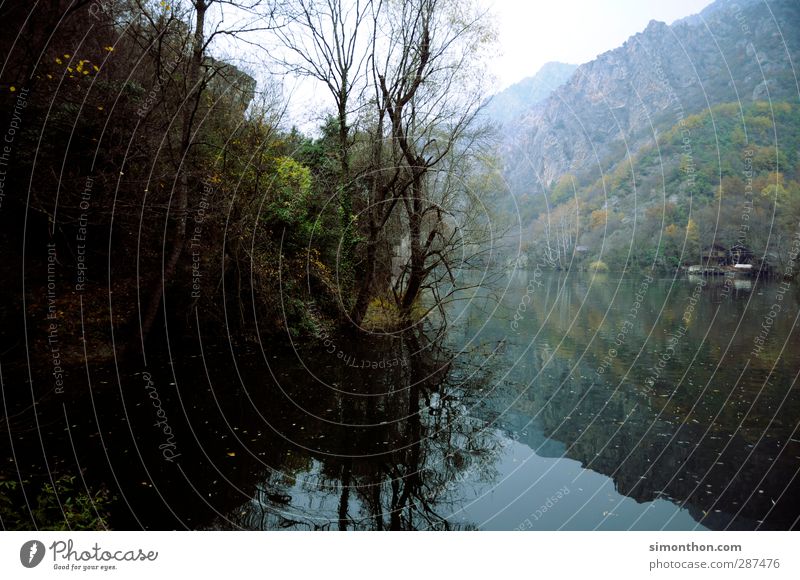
[371,0,494,320]
[271,0,375,315]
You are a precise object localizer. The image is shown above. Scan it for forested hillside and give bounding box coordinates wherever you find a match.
[0,0,497,375]
[524,101,800,273]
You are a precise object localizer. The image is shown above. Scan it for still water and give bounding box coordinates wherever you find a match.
[201,271,800,530]
[435,271,800,530]
[4,272,800,530]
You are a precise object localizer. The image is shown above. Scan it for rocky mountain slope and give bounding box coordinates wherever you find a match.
[482,61,577,128]
[501,0,800,198]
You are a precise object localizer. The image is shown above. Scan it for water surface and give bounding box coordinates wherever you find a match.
[3,272,799,530]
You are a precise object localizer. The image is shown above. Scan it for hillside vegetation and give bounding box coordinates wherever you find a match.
[523,101,800,274]
[501,0,800,201]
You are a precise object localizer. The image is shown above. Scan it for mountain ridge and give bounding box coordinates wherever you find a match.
[499,0,800,200]
[482,61,577,128]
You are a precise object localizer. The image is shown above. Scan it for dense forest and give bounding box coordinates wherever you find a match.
[0,0,501,370]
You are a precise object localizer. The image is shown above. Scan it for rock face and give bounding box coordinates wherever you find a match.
[481,62,577,128]
[501,0,800,196]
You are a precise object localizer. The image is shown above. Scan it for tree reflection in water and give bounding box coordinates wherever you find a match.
[222,330,502,530]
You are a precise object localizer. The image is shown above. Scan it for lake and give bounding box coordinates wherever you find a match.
[3,271,799,530]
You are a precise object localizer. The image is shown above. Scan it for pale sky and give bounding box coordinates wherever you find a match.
[237,0,717,129]
[484,0,714,89]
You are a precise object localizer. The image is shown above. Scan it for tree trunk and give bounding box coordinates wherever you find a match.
[336,86,356,318]
[401,177,425,314]
[350,112,390,327]
[350,223,378,326]
[141,0,206,340]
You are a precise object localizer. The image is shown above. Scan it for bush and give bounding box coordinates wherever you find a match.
[0,475,112,530]
[589,260,609,273]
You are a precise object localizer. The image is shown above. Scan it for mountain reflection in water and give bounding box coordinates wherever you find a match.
[218,272,800,530]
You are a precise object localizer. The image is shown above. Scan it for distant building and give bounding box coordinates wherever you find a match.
[702,243,727,266]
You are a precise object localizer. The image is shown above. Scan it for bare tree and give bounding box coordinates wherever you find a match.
[269,0,495,329]
[372,0,493,320]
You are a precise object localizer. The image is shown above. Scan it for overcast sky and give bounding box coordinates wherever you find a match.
[264,0,716,130]
[485,0,713,89]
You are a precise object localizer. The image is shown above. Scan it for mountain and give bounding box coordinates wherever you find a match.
[501,0,800,197]
[482,62,577,128]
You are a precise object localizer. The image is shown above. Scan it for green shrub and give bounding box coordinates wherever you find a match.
[0,475,112,530]
[589,260,609,272]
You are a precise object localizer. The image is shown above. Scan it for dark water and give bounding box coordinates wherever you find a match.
[2,272,799,530]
